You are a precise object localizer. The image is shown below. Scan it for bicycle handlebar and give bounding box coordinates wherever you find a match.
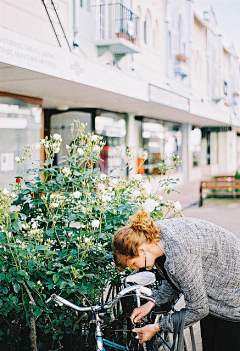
[46,284,155,313]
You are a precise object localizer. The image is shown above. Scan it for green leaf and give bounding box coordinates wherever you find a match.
[53,273,60,284]
[69,214,77,221]
[13,283,20,293]
[68,281,75,287]
[18,270,29,279]
[35,245,48,251]
[27,281,35,289]
[33,309,42,317]
[60,281,66,289]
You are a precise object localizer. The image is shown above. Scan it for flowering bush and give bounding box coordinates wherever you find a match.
[0,121,182,350]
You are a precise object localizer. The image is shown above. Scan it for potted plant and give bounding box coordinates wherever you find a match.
[175,54,187,62]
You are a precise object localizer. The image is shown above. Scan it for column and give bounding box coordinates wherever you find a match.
[126,113,140,177]
[182,123,191,182]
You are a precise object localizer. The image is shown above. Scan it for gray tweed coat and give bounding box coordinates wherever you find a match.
[152,217,240,333]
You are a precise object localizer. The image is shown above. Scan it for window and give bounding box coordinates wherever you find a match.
[0,96,42,189]
[168,31,172,59]
[224,81,228,96]
[143,9,151,45]
[99,0,105,39]
[144,18,147,44]
[95,114,126,177]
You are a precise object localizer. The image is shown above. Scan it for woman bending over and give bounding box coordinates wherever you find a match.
[112,209,240,351]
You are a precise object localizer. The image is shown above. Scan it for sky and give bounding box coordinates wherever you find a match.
[193,0,240,57]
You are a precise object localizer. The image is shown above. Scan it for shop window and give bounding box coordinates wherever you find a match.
[95,114,126,177]
[50,111,92,162]
[0,96,42,189]
[142,121,182,175]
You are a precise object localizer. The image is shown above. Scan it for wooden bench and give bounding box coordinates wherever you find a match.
[199,179,240,207]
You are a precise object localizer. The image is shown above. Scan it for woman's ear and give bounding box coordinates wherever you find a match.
[138,248,146,257]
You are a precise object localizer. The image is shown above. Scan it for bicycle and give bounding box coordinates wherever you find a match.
[46,271,196,351]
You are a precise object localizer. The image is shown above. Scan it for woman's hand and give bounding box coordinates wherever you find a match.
[133,324,160,344]
[130,301,155,324]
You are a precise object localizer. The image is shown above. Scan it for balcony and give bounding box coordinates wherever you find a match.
[94,3,140,57]
[174,54,188,79]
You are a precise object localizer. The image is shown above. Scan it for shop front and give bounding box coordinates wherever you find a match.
[45,108,127,177]
[95,111,126,177]
[0,93,42,189]
[140,118,182,175]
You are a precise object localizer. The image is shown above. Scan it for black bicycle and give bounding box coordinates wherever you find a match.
[46,271,196,351]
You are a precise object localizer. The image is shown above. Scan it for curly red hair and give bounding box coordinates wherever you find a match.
[112,209,161,270]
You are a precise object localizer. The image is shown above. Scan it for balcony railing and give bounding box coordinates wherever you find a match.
[94,3,140,55]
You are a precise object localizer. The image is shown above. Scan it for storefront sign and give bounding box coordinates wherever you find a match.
[202,126,232,133]
[0,27,84,82]
[149,85,189,112]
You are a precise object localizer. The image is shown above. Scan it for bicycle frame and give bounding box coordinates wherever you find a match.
[94,311,127,351]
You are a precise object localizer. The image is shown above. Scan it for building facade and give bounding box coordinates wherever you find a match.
[1,0,240,189]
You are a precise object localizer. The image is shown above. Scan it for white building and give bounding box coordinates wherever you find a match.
[0,0,240,189]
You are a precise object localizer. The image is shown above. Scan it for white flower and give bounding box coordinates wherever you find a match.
[66,145,70,150]
[174,201,182,211]
[51,202,59,208]
[6,232,12,238]
[10,192,16,199]
[102,194,111,202]
[81,206,86,214]
[142,198,158,213]
[159,195,163,201]
[62,167,71,176]
[93,145,100,153]
[53,133,62,141]
[2,188,9,195]
[92,219,100,228]
[45,141,50,149]
[31,222,37,229]
[142,182,152,196]
[98,183,105,191]
[132,189,141,198]
[100,174,107,180]
[53,145,60,154]
[70,222,80,229]
[77,147,84,156]
[73,191,81,199]
[40,139,46,145]
[133,174,142,181]
[15,156,20,163]
[91,135,98,141]
[110,178,118,186]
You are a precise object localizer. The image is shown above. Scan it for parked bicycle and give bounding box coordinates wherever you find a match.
[46,271,196,351]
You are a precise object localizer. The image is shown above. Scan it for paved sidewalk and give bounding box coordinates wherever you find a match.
[153,179,240,350]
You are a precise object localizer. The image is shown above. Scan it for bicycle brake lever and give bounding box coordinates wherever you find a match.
[45,296,53,304]
[45,294,63,306]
